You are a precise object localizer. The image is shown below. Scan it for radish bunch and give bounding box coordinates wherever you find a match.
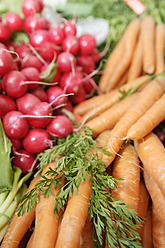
[0,0,101,174]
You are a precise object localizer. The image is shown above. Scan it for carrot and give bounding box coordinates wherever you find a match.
[80,214,93,248]
[152,204,165,248]
[134,131,165,196]
[127,33,143,81]
[141,204,153,248]
[32,158,63,248]
[55,173,92,248]
[94,129,111,160]
[143,169,165,227]
[80,75,151,124]
[26,228,35,248]
[85,93,138,135]
[102,77,165,167]
[105,18,141,91]
[141,16,156,74]
[1,175,40,248]
[127,92,165,140]
[111,143,140,212]
[155,23,165,74]
[115,70,128,88]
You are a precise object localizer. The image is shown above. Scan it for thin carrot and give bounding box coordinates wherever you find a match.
[127,33,143,81]
[127,92,165,140]
[152,204,165,248]
[115,70,128,88]
[155,23,165,74]
[80,75,151,124]
[141,204,153,248]
[105,18,141,91]
[141,16,156,74]
[94,129,111,161]
[26,228,35,248]
[32,158,63,248]
[134,131,165,196]
[111,143,140,212]
[143,169,165,227]
[80,214,93,248]
[102,77,165,167]
[1,175,40,248]
[85,93,138,135]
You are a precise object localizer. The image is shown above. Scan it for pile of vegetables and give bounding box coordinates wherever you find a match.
[0,0,165,247]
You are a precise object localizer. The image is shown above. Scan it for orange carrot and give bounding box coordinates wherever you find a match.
[102,77,165,167]
[134,131,165,196]
[85,93,138,135]
[55,174,92,248]
[155,23,165,74]
[80,214,93,248]
[143,169,165,227]
[1,175,40,248]
[94,129,111,160]
[152,204,165,248]
[26,228,35,248]
[111,143,140,212]
[127,34,143,81]
[80,75,151,124]
[116,70,128,88]
[141,16,156,74]
[32,158,63,248]
[105,18,140,91]
[127,92,165,140]
[141,204,153,248]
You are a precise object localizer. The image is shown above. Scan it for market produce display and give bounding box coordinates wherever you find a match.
[0,0,165,247]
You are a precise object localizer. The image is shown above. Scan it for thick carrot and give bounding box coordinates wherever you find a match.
[1,175,40,248]
[141,204,153,248]
[94,129,111,161]
[32,158,63,248]
[26,228,35,248]
[141,16,156,74]
[80,75,151,124]
[134,131,165,196]
[85,93,138,135]
[105,18,140,91]
[111,143,140,212]
[127,93,165,140]
[116,70,128,88]
[155,23,165,74]
[143,169,165,227]
[102,77,165,167]
[80,214,93,248]
[127,34,143,81]
[152,204,165,248]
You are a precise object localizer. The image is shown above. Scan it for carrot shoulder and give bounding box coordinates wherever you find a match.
[1,175,40,248]
[102,77,165,167]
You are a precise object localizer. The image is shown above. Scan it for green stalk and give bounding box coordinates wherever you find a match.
[0,192,8,207]
[0,223,9,243]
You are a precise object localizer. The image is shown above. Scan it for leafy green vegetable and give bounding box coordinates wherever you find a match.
[17,126,143,248]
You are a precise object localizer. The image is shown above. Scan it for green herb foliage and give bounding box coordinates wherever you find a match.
[17,126,142,247]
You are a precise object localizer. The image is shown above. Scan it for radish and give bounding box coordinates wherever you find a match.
[24,15,47,34]
[3,110,29,140]
[21,54,43,70]
[30,86,48,102]
[14,42,31,59]
[48,26,64,45]
[62,20,77,37]
[16,93,41,114]
[22,128,52,153]
[83,77,95,94]
[29,29,50,48]
[78,34,96,55]
[22,0,42,17]
[46,115,73,138]
[11,138,22,152]
[46,85,68,108]
[0,45,13,76]
[0,94,17,117]
[21,67,40,89]
[62,35,79,54]
[54,100,73,115]
[0,23,11,42]
[12,149,37,174]
[77,55,95,74]
[5,12,24,31]
[57,51,76,72]
[1,70,28,98]
[69,86,86,105]
[38,42,61,62]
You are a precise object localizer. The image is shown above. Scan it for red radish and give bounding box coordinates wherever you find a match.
[54,100,73,115]
[0,45,13,76]
[62,35,79,54]
[77,55,95,74]
[52,66,61,83]
[30,86,48,102]
[46,85,68,108]
[0,94,17,117]
[21,67,40,89]
[78,34,96,55]
[5,12,24,31]
[29,29,50,48]
[38,42,61,62]
[22,128,52,153]
[11,138,22,152]
[12,149,37,174]
[14,42,31,59]
[24,15,47,34]
[59,70,83,94]
[2,70,28,98]
[3,110,29,140]
[69,86,86,104]
[46,115,73,138]
[57,51,76,72]
[48,26,64,45]
[22,0,42,17]
[0,23,11,42]
[83,77,95,93]
[21,54,43,70]
[91,48,100,63]
[62,20,77,37]
[16,93,41,114]
[5,41,17,52]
